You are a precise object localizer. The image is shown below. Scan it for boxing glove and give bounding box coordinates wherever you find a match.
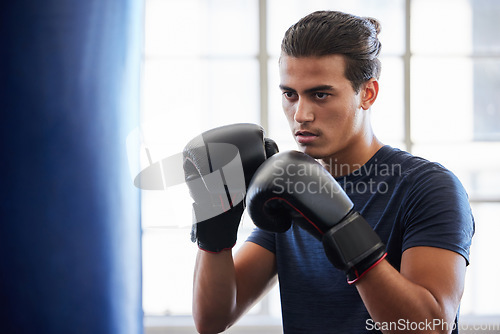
[246,150,386,284]
[183,123,278,253]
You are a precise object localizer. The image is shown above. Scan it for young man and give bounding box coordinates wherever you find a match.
[187,11,474,333]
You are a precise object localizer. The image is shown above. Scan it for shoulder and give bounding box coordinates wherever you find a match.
[246,227,276,253]
[395,149,469,206]
[378,146,466,195]
[382,148,475,264]
[378,147,470,220]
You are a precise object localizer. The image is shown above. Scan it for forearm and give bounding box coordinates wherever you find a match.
[193,249,237,333]
[356,260,458,334]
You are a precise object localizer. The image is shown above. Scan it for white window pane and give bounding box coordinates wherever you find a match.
[142,229,197,315]
[143,58,259,138]
[203,59,260,128]
[145,0,204,57]
[267,0,405,57]
[142,183,192,229]
[468,0,500,54]
[267,57,297,152]
[412,58,500,144]
[411,57,474,143]
[411,0,473,55]
[142,59,205,143]
[461,203,500,315]
[412,0,500,55]
[371,56,405,146]
[142,211,273,316]
[145,0,258,57]
[472,59,500,141]
[203,0,259,56]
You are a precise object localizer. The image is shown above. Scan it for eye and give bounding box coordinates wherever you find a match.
[314,92,330,100]
[282,91,297,100]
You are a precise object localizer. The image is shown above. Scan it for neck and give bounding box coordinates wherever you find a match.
[320,135,384,178]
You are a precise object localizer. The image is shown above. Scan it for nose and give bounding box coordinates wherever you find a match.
[294,97,314,123]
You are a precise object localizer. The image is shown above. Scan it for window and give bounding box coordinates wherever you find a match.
[140,0,264,320]
[409,0,500,316]
[139,0,500,330]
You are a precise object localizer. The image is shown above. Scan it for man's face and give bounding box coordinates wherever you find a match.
[279,54,370,163]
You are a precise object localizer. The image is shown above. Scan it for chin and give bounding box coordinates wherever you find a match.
[297,145,323,159]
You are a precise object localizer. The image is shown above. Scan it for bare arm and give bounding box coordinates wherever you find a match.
[356,246,466,334]
[193,241,277,333]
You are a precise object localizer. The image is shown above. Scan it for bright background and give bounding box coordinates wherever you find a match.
[139,0,500,331]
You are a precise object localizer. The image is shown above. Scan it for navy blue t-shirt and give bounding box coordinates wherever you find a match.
[247,145,475,334]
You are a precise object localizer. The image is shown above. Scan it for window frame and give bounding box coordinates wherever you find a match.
[141,0,500,331]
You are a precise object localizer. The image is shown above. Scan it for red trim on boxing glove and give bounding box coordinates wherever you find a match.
[258,196,326,236]
[198,243,237,254]
[347,252,387,285]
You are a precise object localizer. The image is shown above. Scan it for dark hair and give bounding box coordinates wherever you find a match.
[281,11,382,93]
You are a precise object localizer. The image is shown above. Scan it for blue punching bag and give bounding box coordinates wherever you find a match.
[0,1,143,333]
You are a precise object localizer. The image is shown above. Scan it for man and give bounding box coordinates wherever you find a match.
[187,11,474,333]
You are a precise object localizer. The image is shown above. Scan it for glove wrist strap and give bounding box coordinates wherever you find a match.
[322,211,386,284]
[191,201,244,253]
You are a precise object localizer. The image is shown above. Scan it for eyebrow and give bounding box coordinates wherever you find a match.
[279,84,336,94]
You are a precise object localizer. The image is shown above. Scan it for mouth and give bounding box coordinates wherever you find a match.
[295,130,319,144]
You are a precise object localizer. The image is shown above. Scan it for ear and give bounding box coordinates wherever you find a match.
[360,78,379,110]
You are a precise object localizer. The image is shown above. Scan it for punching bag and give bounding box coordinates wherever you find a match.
[0,1,143,333]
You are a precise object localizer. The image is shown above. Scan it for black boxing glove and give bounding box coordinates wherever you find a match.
[183,123,278,253]
[246,150,386,284]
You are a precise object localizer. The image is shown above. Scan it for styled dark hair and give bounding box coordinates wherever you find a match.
[281,11,382,93]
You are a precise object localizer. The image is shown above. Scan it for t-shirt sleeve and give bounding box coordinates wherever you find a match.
[246,227,277,254]
[401,165,475,265]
